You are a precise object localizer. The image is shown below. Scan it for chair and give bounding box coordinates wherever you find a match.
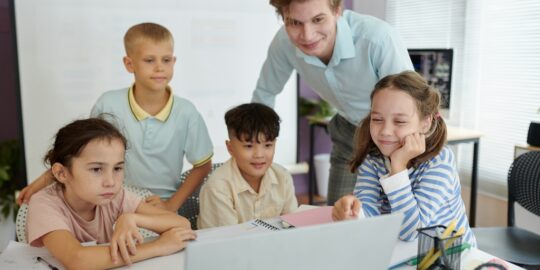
[15,184,157,243]
[177,162,223,230]
[473,151,540,269]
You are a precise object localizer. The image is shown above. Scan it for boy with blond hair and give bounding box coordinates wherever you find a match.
[18,23,213,214]
[198,103,297,229]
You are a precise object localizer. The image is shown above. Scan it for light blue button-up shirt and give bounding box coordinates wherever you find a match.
[252,10,413,125]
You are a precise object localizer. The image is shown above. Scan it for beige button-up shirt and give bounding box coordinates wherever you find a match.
[198,158,298,229]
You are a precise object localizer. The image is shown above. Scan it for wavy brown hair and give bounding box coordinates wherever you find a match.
[349,71,447,172]
[44,117,127,186]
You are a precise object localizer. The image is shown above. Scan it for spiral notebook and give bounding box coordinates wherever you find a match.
[195,218,283,242]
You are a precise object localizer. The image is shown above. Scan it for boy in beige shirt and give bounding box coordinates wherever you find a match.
[198,103,298,229]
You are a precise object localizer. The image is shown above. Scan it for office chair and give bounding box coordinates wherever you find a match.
[177,162,223,230]
[15,184,158,243]
[473,151,540,270]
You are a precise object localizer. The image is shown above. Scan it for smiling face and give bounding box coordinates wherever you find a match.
[283,0,341,63]
[53,138,126,212]
[226,133,276,184]
[370,88,431,157]
[123,38,176,94]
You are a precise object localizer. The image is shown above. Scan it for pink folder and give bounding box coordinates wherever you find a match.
[281,206,334,228]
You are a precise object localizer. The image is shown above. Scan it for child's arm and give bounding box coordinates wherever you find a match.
[16,169,54,205]
[109,201,192,264]
[42,228,195,270]
[382,145,457,240]
[146,160,212,212]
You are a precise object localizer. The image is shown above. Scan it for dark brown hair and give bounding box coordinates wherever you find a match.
[270,0,342,18]
[350,71,447,172]
[44,117,127,171]
[225,103,281,142]
[124,22,174,56]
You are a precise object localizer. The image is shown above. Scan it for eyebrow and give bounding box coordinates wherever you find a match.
[370,111,413,117]
[286,13,326,24]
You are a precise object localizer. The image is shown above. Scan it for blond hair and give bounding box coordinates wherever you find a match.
[270,0,342,18]
[123,22,174,56]
[350,71,447,172]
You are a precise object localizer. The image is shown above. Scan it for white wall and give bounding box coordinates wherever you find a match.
[15,0,297,182]
[353,0,386,20]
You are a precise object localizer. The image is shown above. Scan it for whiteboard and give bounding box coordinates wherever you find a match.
[15,0,297,182]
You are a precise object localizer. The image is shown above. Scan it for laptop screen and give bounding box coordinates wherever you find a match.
[185,213,403,270]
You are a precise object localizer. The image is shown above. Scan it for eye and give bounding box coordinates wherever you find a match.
[371,118,383,122]
[313,16,324,23]
[90,167,103,174]
[144,58,154,63]
[243,144,253,149]
[114,166,124,172]
[265,143,274,148]
[395,120,408,125]
[163,58,172,63]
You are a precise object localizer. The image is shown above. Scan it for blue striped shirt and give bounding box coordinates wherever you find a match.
[354,146,476,246]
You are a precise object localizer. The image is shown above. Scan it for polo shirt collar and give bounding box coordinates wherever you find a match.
[295,15,356,67]
[128,84,173,122]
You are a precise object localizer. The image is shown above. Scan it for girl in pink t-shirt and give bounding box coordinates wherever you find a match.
[26,118,196,269]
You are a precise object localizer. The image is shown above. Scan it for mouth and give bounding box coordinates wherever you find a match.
[378,140,398,146]
[151,77,167,82]
[250,162,266,169]
[100,192,116,198]
[301,40,320,50]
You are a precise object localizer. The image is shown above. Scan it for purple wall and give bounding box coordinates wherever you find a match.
[0,0,19,142]
[292,0,353,194]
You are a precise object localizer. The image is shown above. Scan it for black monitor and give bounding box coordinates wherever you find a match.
[408,49,453,109]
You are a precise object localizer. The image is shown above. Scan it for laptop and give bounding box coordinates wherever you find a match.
[185,213,404,270]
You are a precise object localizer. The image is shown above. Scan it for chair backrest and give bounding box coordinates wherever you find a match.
[15,184,158,243]
[15,203,29,243]
[178,163,223,230]
[507,151,540,226]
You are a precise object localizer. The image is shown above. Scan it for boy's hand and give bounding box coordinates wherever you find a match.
[16,170,53,205]
[389,133,426,175]
[145,195,178,212]
[110,213,144,265]
[332,195,361,221]
[155,227,196,256]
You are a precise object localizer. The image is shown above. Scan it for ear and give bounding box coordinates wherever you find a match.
[421,116,433,134]
[335,4,343,16]
[51,162,69,184]
[225,140,233,155]
[172,56,177,65]
[123,56,134,73]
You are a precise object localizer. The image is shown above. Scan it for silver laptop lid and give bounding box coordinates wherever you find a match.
[185,213,403,270]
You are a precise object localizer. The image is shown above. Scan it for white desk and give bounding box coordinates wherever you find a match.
[118,239,523,270]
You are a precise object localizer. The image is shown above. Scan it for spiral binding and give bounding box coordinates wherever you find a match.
[253,219,280,231]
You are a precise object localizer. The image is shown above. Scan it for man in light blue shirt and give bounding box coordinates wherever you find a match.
[252,0,413,205]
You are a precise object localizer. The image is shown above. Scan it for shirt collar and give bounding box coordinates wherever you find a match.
[295,14,356,67]
[128,84,173,122]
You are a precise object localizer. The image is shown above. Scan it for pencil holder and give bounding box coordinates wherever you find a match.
[417,225,463,270]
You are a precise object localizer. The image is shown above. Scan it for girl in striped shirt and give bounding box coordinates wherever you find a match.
[332,71,475,245]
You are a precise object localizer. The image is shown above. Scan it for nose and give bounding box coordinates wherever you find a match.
[154,61,164,72]
[300,24,314,41]
[103,172,115,187]
[253,145,264,158]
[380,121,393,136]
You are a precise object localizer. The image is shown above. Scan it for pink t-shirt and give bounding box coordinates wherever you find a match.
[27,184,141,247]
